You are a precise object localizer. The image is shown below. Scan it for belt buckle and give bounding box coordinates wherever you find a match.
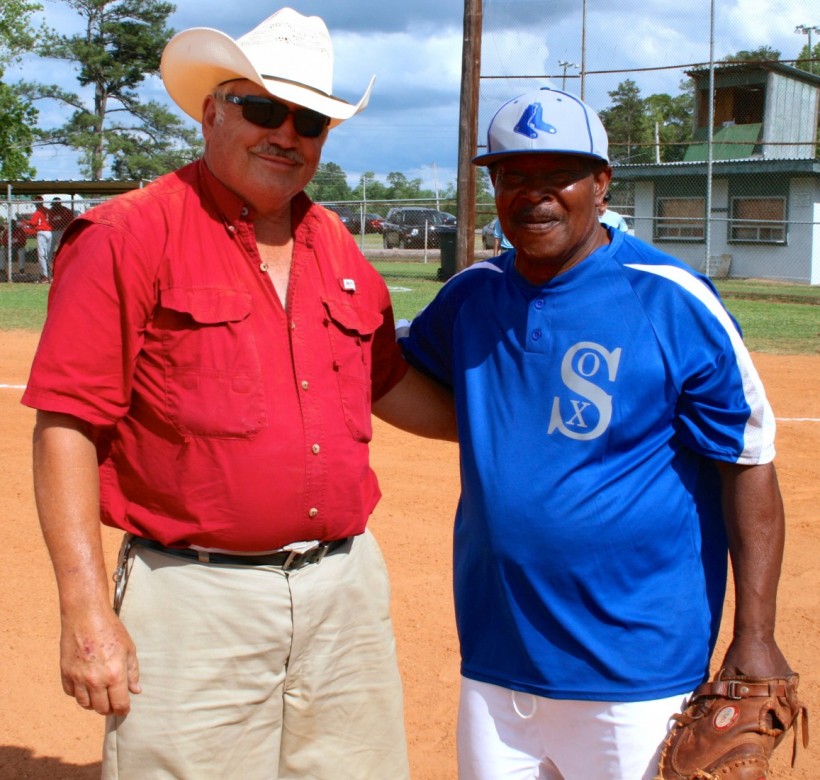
[281,542,329,571]
[282,550,301,570]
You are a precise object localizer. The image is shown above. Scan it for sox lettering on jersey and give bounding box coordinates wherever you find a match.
[548,341,622,441]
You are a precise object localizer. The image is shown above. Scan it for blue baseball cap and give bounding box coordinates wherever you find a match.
[473,87,609,166]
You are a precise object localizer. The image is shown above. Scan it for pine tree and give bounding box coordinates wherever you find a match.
[20,0,201,180]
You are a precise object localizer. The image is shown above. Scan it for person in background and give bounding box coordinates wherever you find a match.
[400,86,796,780]
[49,197,76,251]
[492,216,513,255]
[1,217,28,276]
[27,195,53,282]
[23,8,454,779]
[598,192,629,232]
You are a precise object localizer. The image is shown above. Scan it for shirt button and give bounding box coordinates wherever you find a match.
[311,444,320,454]
[534,299,545,310]
[227,225,236,233]
[260,262,269,272]
[241,207,249,217]
[532,329,543,341]
[301,380,309,390]
[308,508,319,518]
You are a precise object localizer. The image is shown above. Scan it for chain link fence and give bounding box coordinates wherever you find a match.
[1,196,481,285]
[1,198,105,284]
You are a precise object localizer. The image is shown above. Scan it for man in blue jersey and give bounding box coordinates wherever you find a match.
[400,88,795,779]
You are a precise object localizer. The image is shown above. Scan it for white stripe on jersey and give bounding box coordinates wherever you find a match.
[625,264,775,464]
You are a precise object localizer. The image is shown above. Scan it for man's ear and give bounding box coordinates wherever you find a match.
[593,165,613,211]
[201,95,218,141]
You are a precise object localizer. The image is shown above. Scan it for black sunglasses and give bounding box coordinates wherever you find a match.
[221,94,330,138]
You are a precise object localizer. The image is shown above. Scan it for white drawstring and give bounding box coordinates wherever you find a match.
[511,689,537,719]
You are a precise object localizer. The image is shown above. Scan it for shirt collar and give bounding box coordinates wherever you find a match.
[196,160,249,226]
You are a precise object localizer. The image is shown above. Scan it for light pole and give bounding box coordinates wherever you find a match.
[795,24,820,74]
[430,163,440,211]
[558,60,579,90]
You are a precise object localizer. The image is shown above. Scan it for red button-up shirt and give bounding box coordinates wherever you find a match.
[23,161,408,550]
[27,205,53,233]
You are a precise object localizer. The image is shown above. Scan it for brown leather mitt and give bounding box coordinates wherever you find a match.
[655,671,809,779]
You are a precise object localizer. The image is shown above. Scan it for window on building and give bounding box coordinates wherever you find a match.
[696,84,765,129]
[655,197,705,241]
[728,196,787,244]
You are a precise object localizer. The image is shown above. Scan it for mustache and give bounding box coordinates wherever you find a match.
[513,205,555,222]
[250,143,305,164]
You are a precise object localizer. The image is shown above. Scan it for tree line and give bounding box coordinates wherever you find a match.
[1,2,817,184]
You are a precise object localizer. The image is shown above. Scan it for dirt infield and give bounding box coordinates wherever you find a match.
[1,330,817,779]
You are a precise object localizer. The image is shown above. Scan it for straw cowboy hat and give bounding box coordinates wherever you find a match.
[160,7,374,129]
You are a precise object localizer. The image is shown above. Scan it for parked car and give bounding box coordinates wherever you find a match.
[321,203,356,232]
[348,212,384,234]
[382,207,450,248]
[367,214,385,233]
[481,218,499,250]
[438,211,457,225]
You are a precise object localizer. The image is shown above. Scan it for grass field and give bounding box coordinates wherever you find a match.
[2,263,818,354]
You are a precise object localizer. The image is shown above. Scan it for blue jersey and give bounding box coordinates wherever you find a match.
[401,230,776,702]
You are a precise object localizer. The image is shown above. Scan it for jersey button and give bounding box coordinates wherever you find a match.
[534,299,545,310]
[532,329,543,341]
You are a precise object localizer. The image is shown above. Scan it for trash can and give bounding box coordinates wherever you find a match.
[437,225,457,281]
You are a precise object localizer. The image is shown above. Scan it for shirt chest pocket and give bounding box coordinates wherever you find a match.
[156,287,267,439]
[322,297,383,442]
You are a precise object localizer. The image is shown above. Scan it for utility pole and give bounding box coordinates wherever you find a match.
[455,0,482,272]
[580,0,587,99]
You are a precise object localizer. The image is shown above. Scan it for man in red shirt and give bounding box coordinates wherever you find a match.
[27,195,53,282]
[24,9,454,779]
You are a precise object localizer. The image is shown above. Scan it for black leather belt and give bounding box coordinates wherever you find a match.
[133,536,350,570]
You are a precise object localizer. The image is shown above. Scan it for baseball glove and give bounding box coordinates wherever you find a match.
[655,671,808,779]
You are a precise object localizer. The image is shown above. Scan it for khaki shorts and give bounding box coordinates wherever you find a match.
[103,529,409,780]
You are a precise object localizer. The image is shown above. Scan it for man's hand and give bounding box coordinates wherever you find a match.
[719,632,792,681]
[33,411,141,716]
[60,607,141,715]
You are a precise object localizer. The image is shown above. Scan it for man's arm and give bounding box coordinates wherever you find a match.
[33,410,140,715]
[715,461,792,678]
[372,366,457,441]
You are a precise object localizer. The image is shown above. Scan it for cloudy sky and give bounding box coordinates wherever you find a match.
[7,0,814,191]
